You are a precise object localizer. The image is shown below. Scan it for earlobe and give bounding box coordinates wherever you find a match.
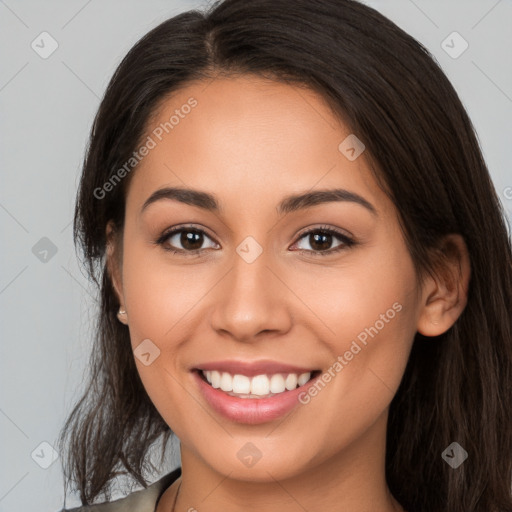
[106,221,127,322]
[416,234,471,337]
[116,307,128,325]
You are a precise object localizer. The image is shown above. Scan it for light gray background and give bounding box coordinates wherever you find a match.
[1,1,511,511]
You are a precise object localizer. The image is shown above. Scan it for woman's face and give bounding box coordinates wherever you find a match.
[110,75,425,481]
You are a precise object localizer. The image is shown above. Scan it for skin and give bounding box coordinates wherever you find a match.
[107,75,470,512]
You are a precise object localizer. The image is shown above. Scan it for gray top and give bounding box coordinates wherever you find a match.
[59,467,181,512]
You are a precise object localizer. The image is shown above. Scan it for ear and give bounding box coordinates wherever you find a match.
[416,234,471,337]
[106,220,126,323]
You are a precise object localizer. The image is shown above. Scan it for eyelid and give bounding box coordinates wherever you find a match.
[157,223,216,240]
[294,224,354,242]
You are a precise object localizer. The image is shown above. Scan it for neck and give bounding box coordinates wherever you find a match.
[171,411,403,512]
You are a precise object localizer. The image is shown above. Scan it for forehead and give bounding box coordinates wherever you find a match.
[125,75,390,219]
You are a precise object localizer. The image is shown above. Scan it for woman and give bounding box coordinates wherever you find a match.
[57,0,512,511]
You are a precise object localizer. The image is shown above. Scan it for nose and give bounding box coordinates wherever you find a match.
[209,246,293,343]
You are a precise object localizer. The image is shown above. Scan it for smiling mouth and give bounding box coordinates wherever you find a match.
[195,369,322,399]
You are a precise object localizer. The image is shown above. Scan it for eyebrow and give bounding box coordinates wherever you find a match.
[141,186,377,216]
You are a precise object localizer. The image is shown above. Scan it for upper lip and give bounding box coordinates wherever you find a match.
[194,359,318,377]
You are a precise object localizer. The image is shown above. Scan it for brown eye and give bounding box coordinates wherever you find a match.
[293,227,355,256]
[177,230,204,251]
[307,232,334,251]
[157,227,219,254]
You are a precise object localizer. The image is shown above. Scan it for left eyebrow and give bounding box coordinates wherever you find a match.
[277,188,378,217]
[140,186,377,217]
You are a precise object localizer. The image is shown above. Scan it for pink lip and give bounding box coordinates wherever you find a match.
[194,359,317,377]
[192,368,321,425]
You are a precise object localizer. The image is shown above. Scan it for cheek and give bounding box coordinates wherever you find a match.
[290,256,418,460]
[121,239,213,343]
[119,241,205,432]
[300,235,419,399]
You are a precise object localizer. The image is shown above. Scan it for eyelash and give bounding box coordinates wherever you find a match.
[154,224,356,257]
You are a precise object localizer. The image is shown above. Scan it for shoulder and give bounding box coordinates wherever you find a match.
[58,467,181,512]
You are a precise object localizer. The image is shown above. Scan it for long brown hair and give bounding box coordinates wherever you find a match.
[58,0,512,510]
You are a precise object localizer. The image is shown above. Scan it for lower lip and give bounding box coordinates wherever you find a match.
[193,370,320,424]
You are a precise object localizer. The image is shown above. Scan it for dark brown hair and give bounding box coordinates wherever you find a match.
[58,0,512,510]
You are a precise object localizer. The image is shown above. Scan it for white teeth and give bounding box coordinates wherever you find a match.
[285,373,298,390]
[249,374,269,395]
[298,372,310,386]
[220,372,233,392]
[211,370,221,388]
[269,374,286,393]
[232,374,251,394]
[202,370,313,398]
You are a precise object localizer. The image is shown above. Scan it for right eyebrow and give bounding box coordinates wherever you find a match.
[141,187,220,214]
